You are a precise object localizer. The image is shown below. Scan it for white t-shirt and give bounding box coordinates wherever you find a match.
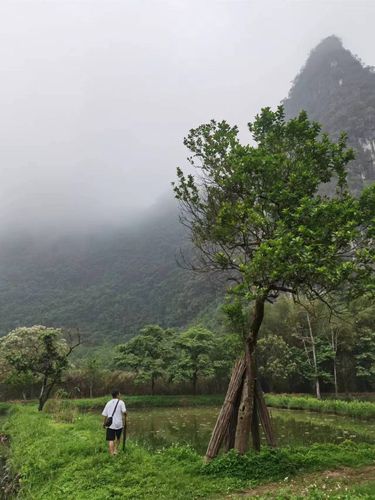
[102,399,127,429]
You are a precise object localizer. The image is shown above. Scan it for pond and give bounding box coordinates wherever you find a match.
[126,406,375,454]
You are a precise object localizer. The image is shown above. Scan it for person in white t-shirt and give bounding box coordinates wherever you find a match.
[102,389,127,455]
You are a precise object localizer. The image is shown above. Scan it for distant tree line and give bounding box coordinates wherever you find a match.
[0,294,374,404]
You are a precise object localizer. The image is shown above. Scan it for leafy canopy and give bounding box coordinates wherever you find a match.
[115,325,175,385]
[174,106,374,303]
[0,325,71,380]
[169,326,220,384]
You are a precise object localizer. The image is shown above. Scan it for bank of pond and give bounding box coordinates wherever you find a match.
[1,395,375,499]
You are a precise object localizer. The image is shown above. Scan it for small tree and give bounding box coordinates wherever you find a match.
[174,106,374,457]
[82,357,103,398]
[0,325,81,410]
[116,325,174,394]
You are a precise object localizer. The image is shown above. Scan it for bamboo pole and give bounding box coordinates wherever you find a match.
[255,381,277,447]
[205,356,246,460]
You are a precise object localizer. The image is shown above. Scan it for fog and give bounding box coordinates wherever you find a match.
[0,0,374,235]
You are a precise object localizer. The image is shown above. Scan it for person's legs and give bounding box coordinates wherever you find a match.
[106,428,117,455]
[113,429,122,454]
[108,440,115,455]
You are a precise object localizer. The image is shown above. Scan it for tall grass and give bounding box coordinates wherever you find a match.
[5,405,375,499]
[265,394,375,419]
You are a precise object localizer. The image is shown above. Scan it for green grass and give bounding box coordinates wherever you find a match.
[4,405,375,499]
[348,481,375,499]
[265,394,375,419]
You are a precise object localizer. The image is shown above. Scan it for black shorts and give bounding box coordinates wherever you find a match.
[106,427,123,441]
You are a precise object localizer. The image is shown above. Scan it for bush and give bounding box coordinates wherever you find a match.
[44,394,78,423]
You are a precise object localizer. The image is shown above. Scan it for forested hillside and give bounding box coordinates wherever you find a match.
[0,200,222,343]
[0,35,374,344]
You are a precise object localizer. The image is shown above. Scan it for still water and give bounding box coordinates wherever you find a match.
[126,406,375,454]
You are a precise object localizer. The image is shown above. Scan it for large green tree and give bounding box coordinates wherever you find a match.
[169,326,227,394]
[115,325,175,394]
[174,106,374,457]
[0,325,80,410]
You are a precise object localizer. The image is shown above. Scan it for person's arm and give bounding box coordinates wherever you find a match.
[102,403,109,427]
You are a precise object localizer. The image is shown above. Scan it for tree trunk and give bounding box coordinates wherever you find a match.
[234,298,266,453]
[151,375,155,396]
[306,312,321,400]
[205,356,246,461]
[205,296,274,459]
[89,382,93,399]
[192,371,198,395]
[38,379,56,411]
[234,369,254,453]
[315,378,321,400]
[38,377,47,411]
[333,358,338,398]
[234,342,256,454]
[331,327,338,397]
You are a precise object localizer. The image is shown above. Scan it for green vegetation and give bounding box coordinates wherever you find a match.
[265,394,375,419]
[0,326,81,410]
[115,325,236,395]
[174,103,374,454]
[4,405,375,499]
[0,206,223,343]
[2,295,374,402]
[168,326,228,395]
[258,296,375,395]
[116,325,176,395]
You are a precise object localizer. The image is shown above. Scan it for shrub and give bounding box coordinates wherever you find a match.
[44,395,78,423]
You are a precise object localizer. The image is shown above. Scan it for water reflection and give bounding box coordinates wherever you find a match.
[125,406,375,454]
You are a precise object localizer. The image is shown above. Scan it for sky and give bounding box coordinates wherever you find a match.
[0,0,374,235]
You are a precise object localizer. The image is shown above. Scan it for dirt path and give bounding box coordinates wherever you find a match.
[225,465,375,498]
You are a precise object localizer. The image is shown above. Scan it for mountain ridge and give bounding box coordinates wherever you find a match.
[283,35,375,193]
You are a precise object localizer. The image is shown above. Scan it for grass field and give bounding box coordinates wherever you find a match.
[2,402,375,499]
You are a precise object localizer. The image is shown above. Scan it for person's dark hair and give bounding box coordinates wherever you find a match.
[111,390,120,398]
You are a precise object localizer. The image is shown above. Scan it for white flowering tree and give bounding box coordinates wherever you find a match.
[0,325,80,410]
